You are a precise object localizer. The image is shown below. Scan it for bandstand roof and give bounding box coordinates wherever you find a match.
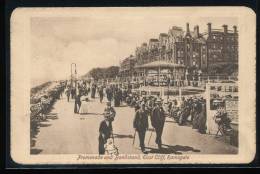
[135,61,185,69]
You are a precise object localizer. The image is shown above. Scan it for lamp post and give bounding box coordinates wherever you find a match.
[71,63,77,90]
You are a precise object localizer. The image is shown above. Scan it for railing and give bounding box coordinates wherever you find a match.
[96,75,237,89]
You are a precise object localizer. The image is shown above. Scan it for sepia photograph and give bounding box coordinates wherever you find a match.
[10,7,256,164]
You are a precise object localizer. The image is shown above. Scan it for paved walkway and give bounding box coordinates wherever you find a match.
[31,93,238,155]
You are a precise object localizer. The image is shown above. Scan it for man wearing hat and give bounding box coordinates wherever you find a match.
[133,102,148,153]
[151,100,165,149]
[146,96,155,116]
[105,86,113,102]
[98,113,113,154]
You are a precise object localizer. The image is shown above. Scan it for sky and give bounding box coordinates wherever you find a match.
[30,9,238,86]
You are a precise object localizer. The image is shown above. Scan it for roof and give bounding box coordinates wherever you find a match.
[194,36,206,44]
[168,28,184,37]
[135,61,185,68]
[171,26,183,31]
[159,33,168,37]
[149,38,159,42]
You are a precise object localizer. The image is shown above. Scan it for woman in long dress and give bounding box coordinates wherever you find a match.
[114,89,120,107]
[192,101,200,129]
[91,84,96,98]
[197,102,207,134]
[79,95,88,114]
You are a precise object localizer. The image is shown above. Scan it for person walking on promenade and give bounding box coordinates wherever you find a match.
[71,87,76,99]
[98,86,104,103]
[106,86,112,102]
[91,83,96,99]
[133,102,148,153]
[98,113,113,154]
[65,86,71,102]
[74,93,81,114]
[151,100,165,149]
[114,88,120,107]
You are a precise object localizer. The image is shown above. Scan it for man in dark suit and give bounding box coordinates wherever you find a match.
[106,86,112,102]
[133,103,148,153]
[98,114,113,154]
[151,100,165,149]
[98,86,104,103]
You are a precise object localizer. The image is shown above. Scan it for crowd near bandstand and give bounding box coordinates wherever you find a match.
[61,79,234,154]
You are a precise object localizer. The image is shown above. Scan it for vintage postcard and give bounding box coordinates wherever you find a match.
[10,7,256,164]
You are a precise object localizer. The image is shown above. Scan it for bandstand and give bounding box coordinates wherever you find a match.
[134,61,186,86]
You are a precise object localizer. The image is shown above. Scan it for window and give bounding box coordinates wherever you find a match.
[234,86,238,92]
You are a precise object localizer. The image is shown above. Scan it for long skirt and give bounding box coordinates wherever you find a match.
[91,90,96,98]
[99,94,103,102]
[192,113,199,129]
[98,135,106,155]
[197,112,207,133]
[114,97,120,107]
[79,101,88,114]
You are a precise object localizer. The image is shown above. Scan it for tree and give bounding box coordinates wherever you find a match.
[83,66,120,80]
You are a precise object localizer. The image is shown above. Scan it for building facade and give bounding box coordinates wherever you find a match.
[119,55,136,81]
[119,23,238,84]
[204,23,238,74]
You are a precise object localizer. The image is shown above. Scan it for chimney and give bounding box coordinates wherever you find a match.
[207,23,212,35]
[233,25,237,33]
[186,23,190,33]
[194,25,199,37]
[223,24,228,34]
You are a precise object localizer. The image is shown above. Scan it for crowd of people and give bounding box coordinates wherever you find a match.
[64,81,131,115]
[30,81,66,121]
[62,80,232,154]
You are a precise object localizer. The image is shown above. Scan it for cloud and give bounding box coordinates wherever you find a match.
[30,15,238,85]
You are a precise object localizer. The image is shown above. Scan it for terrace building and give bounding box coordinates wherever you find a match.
[119,23,238,86]
[203,23,238,75]
[119,55,136,81]
[166,26,185,64]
